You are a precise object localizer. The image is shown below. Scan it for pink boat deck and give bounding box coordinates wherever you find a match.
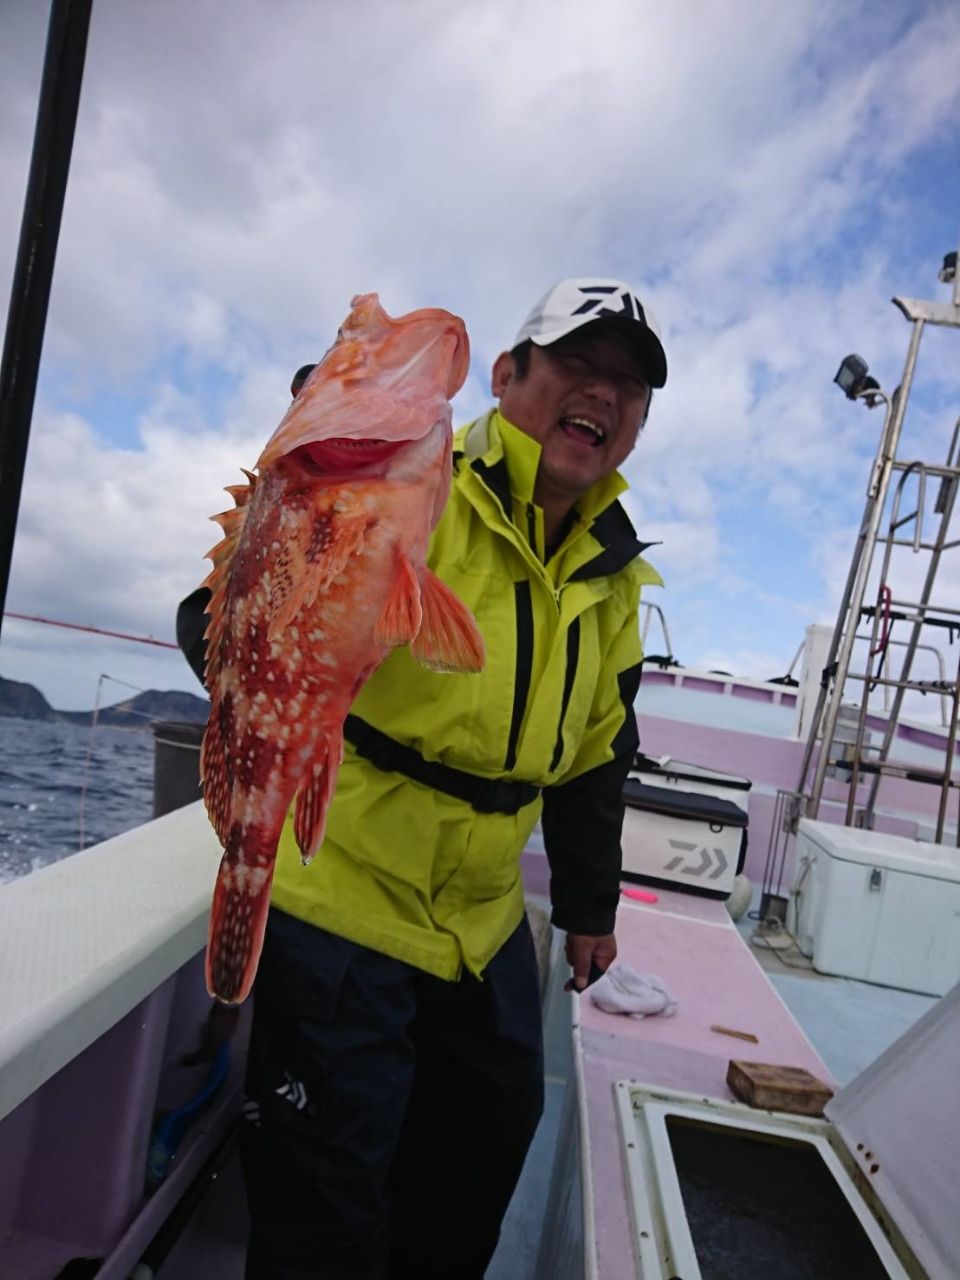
[574,886,831,1280]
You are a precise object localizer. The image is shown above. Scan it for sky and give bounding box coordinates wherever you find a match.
[1,0,959,712]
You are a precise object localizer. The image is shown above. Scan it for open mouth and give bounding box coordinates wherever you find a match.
[291,438,407,471]
[559,416,607,448]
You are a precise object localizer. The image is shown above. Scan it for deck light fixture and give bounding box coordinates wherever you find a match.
[938,251,957,285]
[833,354,879,402]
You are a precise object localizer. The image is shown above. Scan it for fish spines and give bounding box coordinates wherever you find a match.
[202,471,259,689]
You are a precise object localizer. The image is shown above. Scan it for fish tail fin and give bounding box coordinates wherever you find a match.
[205,828,275,1005]
[294,729,344,866]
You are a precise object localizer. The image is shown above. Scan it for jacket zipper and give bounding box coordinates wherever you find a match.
[526,502,538,557]
[550,618,581,773]
[504,581,534,772]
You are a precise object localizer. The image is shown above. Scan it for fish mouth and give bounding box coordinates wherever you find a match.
[291,438,408,471]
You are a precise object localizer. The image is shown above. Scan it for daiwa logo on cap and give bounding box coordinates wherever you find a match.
[512,276,668,387]
[570,283,647,324]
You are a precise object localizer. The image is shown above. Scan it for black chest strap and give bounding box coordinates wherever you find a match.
[343,715,540,816]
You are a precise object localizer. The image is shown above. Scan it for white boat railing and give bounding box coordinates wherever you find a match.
[0,800,220,1123]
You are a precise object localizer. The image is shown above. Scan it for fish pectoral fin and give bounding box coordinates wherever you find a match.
[411,570,485,674]
[294,731,344,865]
[268,512,370,640]
[374,551,423,648]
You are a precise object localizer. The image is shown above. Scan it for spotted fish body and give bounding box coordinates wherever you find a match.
[200,294,484,1004]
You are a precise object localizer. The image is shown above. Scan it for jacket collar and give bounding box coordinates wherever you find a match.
[455,409,660,582]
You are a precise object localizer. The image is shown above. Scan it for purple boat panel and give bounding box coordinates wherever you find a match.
[681,677,729,694]
[0,951,248,1278]
[730,685,776,703]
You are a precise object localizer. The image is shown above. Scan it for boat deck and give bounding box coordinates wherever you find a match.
[149,883,937,1280]
[0,683,948,1278]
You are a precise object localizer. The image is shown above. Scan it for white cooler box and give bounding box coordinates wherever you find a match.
[621,754,751,899]
[794,818,960,996]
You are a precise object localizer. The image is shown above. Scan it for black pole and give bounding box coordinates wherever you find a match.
[0,0,93,639]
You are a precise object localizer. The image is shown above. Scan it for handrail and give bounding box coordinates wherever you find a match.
[850,634,952,728]
[639,601,673,660]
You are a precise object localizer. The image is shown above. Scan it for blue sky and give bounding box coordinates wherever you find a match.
[1,0,958,710]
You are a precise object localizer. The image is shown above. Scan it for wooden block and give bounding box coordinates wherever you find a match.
[727,1060,834,1116]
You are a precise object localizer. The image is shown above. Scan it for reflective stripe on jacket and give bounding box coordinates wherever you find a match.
[270,409,663,979]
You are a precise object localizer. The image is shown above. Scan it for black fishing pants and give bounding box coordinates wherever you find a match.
[241,908,545,1280]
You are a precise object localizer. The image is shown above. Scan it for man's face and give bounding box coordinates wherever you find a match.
[492,328,651,509]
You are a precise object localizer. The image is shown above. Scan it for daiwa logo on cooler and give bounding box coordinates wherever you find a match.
[663,837,730,881]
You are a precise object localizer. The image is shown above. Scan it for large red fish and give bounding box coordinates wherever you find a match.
[200,294,484,1004]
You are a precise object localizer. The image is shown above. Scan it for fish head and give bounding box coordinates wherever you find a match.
[256,294,469,476]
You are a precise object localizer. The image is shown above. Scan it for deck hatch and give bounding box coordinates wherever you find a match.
[614,1082,920,1280]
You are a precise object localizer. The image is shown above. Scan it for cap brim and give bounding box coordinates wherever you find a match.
[530,314,667,388]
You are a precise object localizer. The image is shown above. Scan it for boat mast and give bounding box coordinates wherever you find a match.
[796,238,960,835]
[0,0,93,639]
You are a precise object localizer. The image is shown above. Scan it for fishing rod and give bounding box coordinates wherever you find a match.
[3,611,178,650]
[0,0,93,639]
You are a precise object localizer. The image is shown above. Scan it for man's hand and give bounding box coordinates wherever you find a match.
[564,932,617,993]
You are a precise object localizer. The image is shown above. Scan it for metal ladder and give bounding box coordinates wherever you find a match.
[794,246,960,845]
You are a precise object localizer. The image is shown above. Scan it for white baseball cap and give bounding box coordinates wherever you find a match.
[512,277,667,388]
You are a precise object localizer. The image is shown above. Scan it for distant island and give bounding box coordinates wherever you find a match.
[0,675,209,729]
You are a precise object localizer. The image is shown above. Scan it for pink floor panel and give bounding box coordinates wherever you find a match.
[575,887,832,1280]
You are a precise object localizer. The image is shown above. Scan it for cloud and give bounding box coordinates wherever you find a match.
[1,0,959,710]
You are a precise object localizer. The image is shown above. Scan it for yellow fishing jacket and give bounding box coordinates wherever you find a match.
[269,409,662,979]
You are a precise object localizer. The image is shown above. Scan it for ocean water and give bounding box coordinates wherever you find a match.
[0,716,155,883]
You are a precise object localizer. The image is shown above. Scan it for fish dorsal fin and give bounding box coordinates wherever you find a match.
[411,569,485,673]
[201,470,257,689]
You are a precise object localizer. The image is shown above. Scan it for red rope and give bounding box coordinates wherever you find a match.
[870,584,893,657]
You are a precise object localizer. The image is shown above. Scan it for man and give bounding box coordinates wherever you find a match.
[177,277,666,1279]
[289,362,316,399]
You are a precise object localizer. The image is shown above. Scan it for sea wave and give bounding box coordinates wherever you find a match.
[0,717,157,883]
